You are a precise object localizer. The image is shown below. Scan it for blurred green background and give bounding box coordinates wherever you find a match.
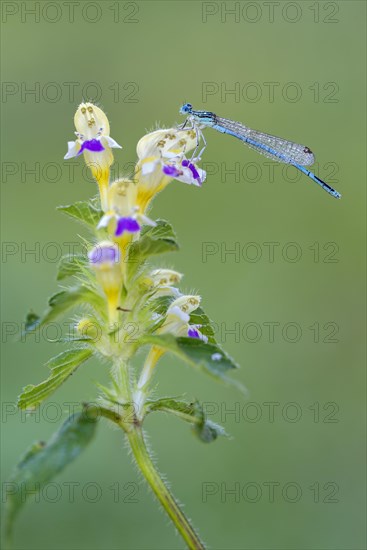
[1,1,366,549]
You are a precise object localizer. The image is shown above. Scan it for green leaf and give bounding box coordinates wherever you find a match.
[146,397,226,442]
[189,307,217,344]
[3,410,98,546]
[57,196,102,230]
[140,334,245,393]
[57,254,88,281]
[18,348,93,410]
[147,397,197,419]
[127,220,179,279]
[47,287,95,318]
[23,285,104,336]
[138,218,176,240]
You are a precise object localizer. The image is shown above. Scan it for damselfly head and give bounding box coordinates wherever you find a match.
[180,103,192,115]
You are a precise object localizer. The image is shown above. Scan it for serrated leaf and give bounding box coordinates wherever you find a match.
[140,334,245,393]
[146,397,226,442]
[18,348,93,410]
[142,218,177,240]
[3,410,98,547]
[147,397,197,419]
[57,254,88,280]
[189,307,217,344]
[127,220,179,279]
[57,196,102,229]
[23,286,104,336]
[132,219,178,256]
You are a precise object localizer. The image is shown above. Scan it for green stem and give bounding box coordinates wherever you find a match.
[111,358,205,548]
[113,357,131,401]
[126,426,206,550]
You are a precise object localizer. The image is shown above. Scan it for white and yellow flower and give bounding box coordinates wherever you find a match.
[135,128,206,211]
[97,179,155,237]
[136,128,197,160]
[64,102,122,211]
[158,295,207,341]
[146,269,183,298]
[150,268,183,287]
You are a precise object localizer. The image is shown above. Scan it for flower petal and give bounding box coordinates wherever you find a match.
[188,325,208,343]
[102,135,122,149]
[168,295,201,316]
[78,139,105,155]
[88,241,120,265]
[181,159,206,185]
[162,164,182,178]
[188,327,200,338]
[138,213,157,227]
[182,159,200,181]
[115,216,141,236]
[64,141,81,160]
[168,305,190,324]
[137,128,197,160]
[97,212,116,229]
[141,160,158,176]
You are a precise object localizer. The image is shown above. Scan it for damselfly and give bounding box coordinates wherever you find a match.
[179,103,341,199]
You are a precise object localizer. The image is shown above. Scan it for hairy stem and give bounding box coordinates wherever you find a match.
[111,359,205,548]
[126,426,206,550]
[113,357,131,401]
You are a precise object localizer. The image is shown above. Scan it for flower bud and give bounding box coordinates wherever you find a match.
[76,318,102,343]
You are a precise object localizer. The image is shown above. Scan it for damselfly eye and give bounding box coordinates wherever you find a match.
[180,103,192,115]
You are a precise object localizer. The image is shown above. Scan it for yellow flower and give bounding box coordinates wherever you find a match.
[150,268,183,286]
[136,128,196,159]
[88,241,123,326]
[64,102,122,211]
[97,179,156,271]
[98,179,155,237]
[159,295,202,337]
[148,269,183,297]
[135,128,198,211]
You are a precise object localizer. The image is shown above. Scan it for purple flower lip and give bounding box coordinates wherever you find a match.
[188,324,208,343]
[181,159,202,184]
[88,245,120,265]
[162,164,183,178]
[78,139,105,155]
[115,216,141,237]
[188,327,200,339]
